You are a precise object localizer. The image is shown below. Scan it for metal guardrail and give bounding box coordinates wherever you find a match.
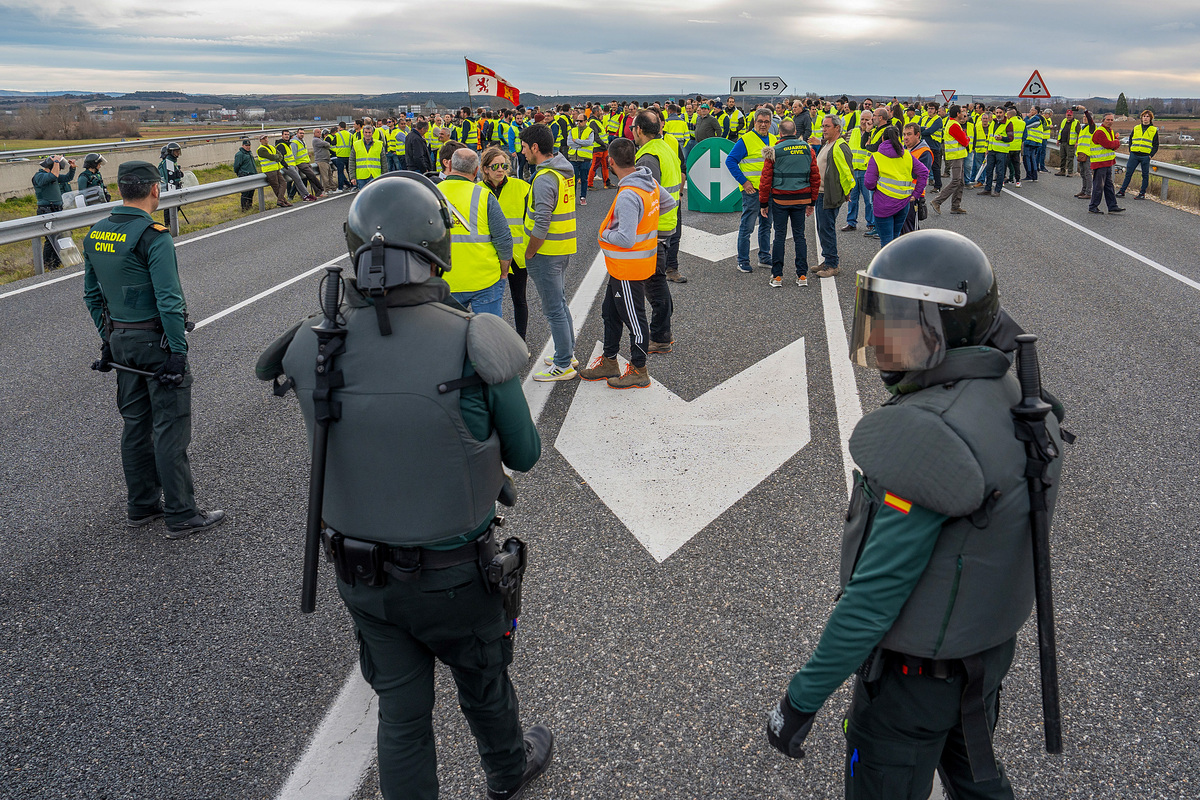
[0,173,269,275]
[0,129,292,160]
[1048,142,1200,199]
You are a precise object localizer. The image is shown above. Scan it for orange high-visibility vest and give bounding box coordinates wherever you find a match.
[597,183,659,280]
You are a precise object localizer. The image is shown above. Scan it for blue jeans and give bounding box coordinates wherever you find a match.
[387,153,404,172]
[770,202,809,277]
[452,278,506,318]
[738,189,772,267]
[333,156,350,190]
[814,201,839,267]
[1119,152,1151,195]
[985,152,1005,193]
[571,159,589,199]
[845,170,874,227]
[356,176,373,191]
[965,152,984,183]
[1023,146,1039,179]
[1037,141,1048,171]
[874,206,907,248]
[526,253,575,368]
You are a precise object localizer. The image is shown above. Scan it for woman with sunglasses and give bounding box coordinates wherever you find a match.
[479,146,532,340]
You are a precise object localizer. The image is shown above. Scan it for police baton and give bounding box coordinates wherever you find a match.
[300,265,347,613]
[1011,333,1063,754]
[91,359,184,387]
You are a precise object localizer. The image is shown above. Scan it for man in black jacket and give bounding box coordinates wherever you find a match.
[405,120,434,175]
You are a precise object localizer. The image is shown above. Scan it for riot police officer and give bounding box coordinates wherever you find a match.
[256,173,554,800]
[158,142,184,189]
[78,152,112,202]
[766,230,1065,799]
[83,161,226,538]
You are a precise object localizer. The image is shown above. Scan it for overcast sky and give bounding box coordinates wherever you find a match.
[3,0,1199,99]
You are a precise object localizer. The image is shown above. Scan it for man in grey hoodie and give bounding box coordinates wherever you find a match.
[578,138,677,390]
[520,123,579,381]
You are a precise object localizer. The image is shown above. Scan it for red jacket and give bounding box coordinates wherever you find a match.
[760,142,821,207]
[1091,126,1120,168]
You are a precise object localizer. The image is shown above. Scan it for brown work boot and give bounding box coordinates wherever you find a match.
[665,270,688,283]
[648,340,673,354]
[578,355,620,381]
[607,363,650,389]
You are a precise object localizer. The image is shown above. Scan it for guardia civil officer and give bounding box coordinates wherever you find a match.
[256,173,554,800]
[766,229,1066,800]
[78,153,112,202]
[32,155,75,269]
[83,161,226,537]
[158,141,184,227]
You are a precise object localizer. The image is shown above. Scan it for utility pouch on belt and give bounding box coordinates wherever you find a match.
[322,529,385,587]
[486,537,527,629]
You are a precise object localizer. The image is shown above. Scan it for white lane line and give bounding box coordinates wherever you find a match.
[1002,188,1200,292]
[521,251,609,423]
[276,250,612,800]
[812,214,864,496]
[192,254,347,330]
[0,192,351,302]
[0,269,83,300]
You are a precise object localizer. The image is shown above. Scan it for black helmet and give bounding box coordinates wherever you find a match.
[344,172,452,294]
[850,229,1000,373]
[83,152,106,170]
[161,142,181,158]
[39,157,57,170]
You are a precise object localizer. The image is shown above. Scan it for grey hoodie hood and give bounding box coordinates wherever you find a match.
[619,165,658,192]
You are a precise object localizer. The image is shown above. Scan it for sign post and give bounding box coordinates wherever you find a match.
[729,77,788,96]
[686,138,740,213]
[1019,70,1052,99]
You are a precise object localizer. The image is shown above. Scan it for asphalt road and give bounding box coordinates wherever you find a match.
[0,168,1197,800]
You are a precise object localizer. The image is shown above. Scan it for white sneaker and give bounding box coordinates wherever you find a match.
[533,365,578,382]
[796,275,808,287]
[543,356,579,367]
[768,276,782,288]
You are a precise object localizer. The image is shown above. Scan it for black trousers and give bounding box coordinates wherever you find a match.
[645,239,674,344]
[601,276,649,368]
[507,266,529,340]
[930,149,944,189]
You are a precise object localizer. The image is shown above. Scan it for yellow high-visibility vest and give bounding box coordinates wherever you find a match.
[255,145,282,173]
[1008,118,1026,152]
[437,178,502,293]
[387,127,406,157]
[524,166,577,256]
[1130,124,1157,154]
[663,117,690,149]
[567,126,596,161]
[1059,118,1079,146]
[293,140,311,165]
[635,137,682,231]
[736,130,778,191]
[486,177,531,269]
[333,129,353,158]
[848,128,870,170]
[943,120,967,161]
[972,120,989,153]
[353,138,383,179]
[870,150,916,200]
[988,122,1010,153]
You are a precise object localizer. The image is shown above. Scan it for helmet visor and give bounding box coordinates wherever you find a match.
[850,272,966,372]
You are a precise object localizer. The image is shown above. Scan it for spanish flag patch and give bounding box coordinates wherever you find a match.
[883,492,912,514]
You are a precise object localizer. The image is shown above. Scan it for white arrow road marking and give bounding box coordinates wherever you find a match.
[688,149,742,205]
[556,338,810,562]
[677,226,740,262]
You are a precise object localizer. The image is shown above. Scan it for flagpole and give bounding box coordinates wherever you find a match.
[465,57,474,114]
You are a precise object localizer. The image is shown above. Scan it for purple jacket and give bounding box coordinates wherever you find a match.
[864,139,929,218]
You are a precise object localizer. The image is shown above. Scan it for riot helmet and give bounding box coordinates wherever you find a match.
[161,142,181,159]
[851,229,1000,373]
[39,157,57,170]
[83,153,106,170]
[344,171,452,294]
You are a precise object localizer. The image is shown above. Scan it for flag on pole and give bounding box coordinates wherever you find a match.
[466,58,521,106]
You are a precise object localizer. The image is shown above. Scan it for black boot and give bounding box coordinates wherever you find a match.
[487,726,554,800]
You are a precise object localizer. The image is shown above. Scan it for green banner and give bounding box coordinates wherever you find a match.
[686,137,741,213]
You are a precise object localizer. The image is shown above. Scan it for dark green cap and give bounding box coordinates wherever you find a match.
[118,160,159,185]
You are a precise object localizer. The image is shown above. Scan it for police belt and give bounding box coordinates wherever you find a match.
[111,318,163,331]
[322,522,500,586]
[882,649,1001,783]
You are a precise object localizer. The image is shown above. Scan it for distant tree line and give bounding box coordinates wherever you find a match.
[1,101,140,140]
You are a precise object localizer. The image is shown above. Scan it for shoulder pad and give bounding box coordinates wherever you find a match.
[849,404,986,518]
[255,316,312,381]
[150,223,170,232]
[466,313,529,385]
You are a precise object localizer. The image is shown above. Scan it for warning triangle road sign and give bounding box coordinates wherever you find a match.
[942,89,956,103]
[1019,70,1051,99]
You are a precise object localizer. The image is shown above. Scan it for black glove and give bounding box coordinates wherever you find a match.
[154,352,187,386]
[766,696,816,759]
[95,342,114,372]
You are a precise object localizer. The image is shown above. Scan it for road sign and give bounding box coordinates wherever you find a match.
[1019,70,1051,99]
[686,138,740,213]
[942,90,957,103]
[557,338,811,562]
[730,76,788,95]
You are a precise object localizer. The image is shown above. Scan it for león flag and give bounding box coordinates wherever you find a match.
[466,58,520,106]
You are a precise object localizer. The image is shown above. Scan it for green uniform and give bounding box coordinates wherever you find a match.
[83,206,198,525]
[158,156,183,189]
[33,165,76,268]
[268,277,540,800]
[78,169,111,201]
[788,346,1063,800]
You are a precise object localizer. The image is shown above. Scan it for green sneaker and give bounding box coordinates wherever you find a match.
[533,365,577,382]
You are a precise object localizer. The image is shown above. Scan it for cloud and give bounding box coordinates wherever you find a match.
[687,19,717,23]
[1151,21,1195,31]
